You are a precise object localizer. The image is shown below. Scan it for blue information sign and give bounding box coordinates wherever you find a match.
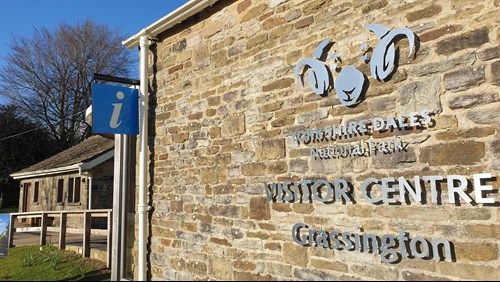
[0,213,9,257]
[92,83,139,134]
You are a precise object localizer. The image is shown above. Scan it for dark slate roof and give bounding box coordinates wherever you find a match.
[15,135,114,174]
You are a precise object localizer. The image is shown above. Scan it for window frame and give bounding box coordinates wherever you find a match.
[67,177,81,204]
[33,181,39,203]
[57,179,64,203]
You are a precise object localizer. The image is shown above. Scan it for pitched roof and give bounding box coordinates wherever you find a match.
[11,135,114,178]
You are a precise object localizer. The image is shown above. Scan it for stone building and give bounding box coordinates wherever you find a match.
[10,135,114,227]
[123,0,500,280]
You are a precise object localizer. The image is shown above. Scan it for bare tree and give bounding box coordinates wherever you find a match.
[0,20,135,149]
[0,105,56,208]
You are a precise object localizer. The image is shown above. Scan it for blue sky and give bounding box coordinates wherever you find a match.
[0,0,189,104]
[0,0,189,72]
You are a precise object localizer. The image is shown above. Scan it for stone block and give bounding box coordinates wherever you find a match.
[201,166,226,184]
[370,96,396,111]
[310,258,348,272]
[444,66,485,92]
[271,116,295,127]
[170,200,183,212]
[419,25,463,42]
[419,140,485,166]
[241,162,267,176]
[267,161,287,174]
[241,3,267,22]
[237,0,251,14]
[265,242,282,252]
[292,203,315,214]
[448,92,499,109]
[410,53,475,77]
[436,28,489,55]
[192,43,211,69]
[435,127,495,141]
[272,203,292,212]
[478,46,500,61]
[427,115,458,131]
[303,0,333,15]
[208,204,240,218]
[203,21,223,38]
[249,196,271,220]
[293,268,336,280]
[262,78,294,92]
[372,147,417,169]
[283,243,309,267]
[406,4,442,22]
[402,271,452,281]
[221,114,245,137]
[172,38,187,53]
[233,272,275,281]
[263,17,286,30]
[361,0,388,13]
[295,16,314,29]
[492,60,500,87]
[492,140,500,157]
[438,263,499,280]
[260,101,283,113]
[400,76,442,113]
[464,224,500,239]
[467,107,500,125]
[456,208,491,221]
[209,258,232,280]
[256,138,286,161]
[297,108,329,124]
[351,264,399,280]
[290,159,309,173]
[455,242,498,261]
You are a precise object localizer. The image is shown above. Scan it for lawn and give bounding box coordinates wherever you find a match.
[0,245,110,281]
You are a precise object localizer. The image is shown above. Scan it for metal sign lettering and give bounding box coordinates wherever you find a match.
[295,24,416,107]
[92,84,139,135]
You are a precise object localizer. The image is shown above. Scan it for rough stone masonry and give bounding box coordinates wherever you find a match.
[139,0,500,280]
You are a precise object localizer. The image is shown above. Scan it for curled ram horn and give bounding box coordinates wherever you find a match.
[366,24,415,81]
[295,38,332,95]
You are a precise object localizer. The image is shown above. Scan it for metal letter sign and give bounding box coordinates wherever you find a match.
[92,83,139,134]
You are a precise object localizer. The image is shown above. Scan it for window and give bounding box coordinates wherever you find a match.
[68,177,81,203]
[57,179,64,203]
[33,182,39,203]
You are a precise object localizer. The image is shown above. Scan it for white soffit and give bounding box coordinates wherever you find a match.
[123,0,219,49]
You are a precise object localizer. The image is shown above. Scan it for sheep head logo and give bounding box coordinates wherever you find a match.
[295,24,416,107]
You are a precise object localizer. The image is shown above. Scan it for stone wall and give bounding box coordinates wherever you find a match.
[88,158,114,209]
[19,174,89,228]
[143,0,500,280]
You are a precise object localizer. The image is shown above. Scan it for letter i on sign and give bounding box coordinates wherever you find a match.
[92,83,139,135]
[110,91,124,128]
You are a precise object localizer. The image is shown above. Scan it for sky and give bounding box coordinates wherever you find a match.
[0,0,189,74]
[0,0,189,104]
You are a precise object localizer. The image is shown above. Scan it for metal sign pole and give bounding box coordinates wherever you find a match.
[111,134,123,280]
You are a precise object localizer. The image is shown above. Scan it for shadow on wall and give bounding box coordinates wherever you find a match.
[146,42,159,281]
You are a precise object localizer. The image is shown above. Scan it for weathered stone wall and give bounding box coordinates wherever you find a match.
[19,174,89,213]
[19,174,89,228]
[88,158,114,209]
[143,0,500,280]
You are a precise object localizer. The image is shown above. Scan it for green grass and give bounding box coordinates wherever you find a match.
[0,245,110,281]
